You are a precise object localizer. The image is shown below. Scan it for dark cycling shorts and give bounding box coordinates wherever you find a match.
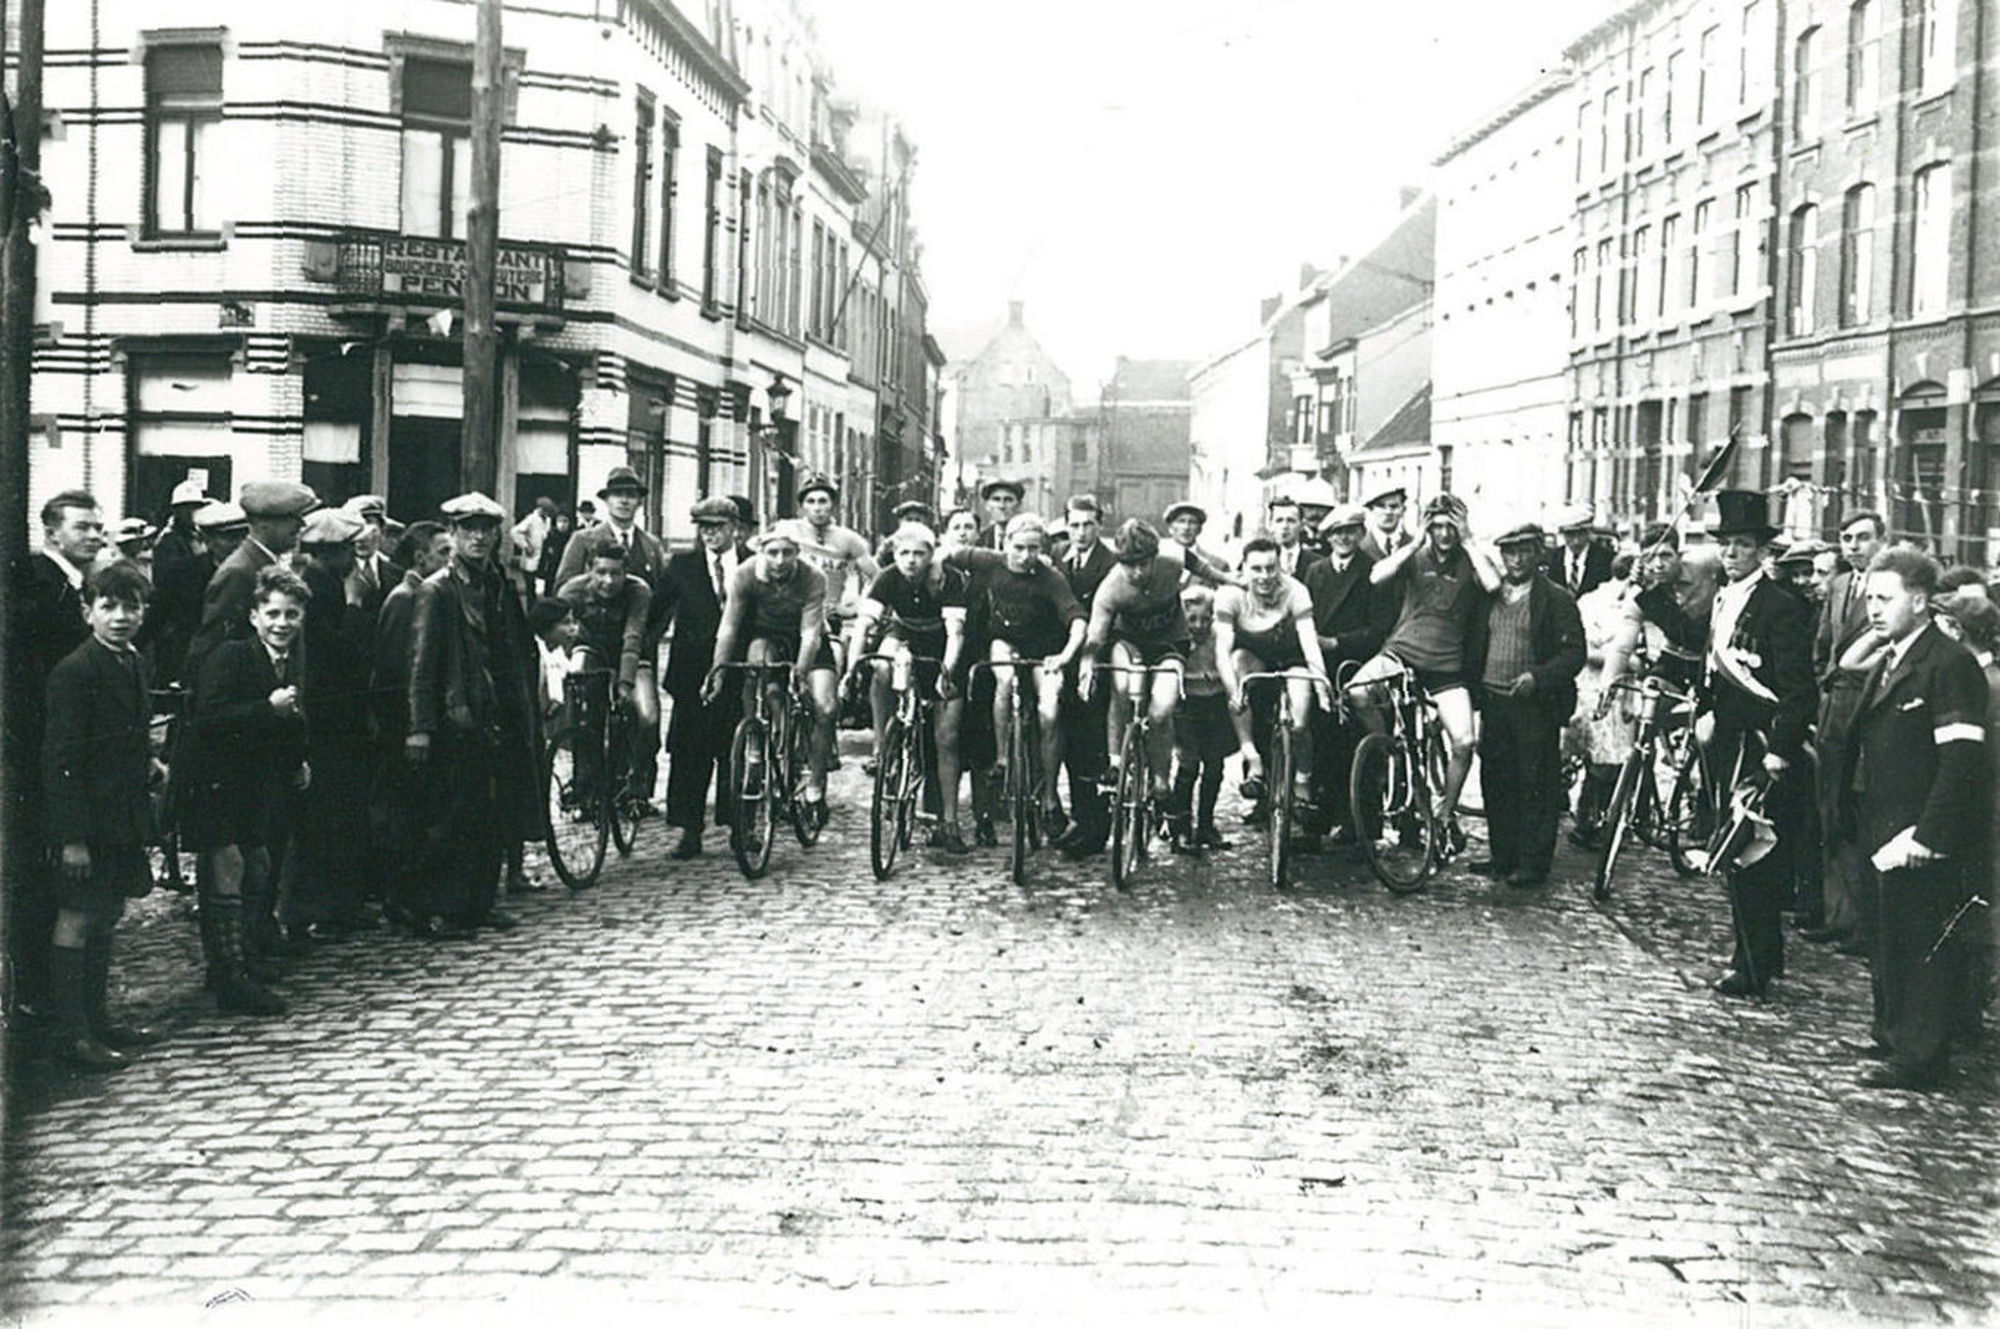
[1115,637,1190,669]
[755,634,838,674]
[1414,667,1466,695]
[1233,625,1306,671]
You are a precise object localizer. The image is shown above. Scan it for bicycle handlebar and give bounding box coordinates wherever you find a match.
[1238,668,1328,687]
[851,653,945,669]
[968,657,1051,677]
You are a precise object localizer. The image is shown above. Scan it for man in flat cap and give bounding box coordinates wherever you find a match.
[1468,521,1585,887]
[1360,485,1411,565]
[153,477,211,577]
[657,497,753,857]
[1302,504,1396,839]
[188,480,316,668]
[406,494,540,939]
[979,479,1025,551]
[342,495,396,618]
[1553,505,1612,600]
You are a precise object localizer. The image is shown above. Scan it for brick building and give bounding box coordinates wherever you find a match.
[948,301,1074,506]
[992,415,1099,519]
[30,0,937,544]
[1096,357,1194,526]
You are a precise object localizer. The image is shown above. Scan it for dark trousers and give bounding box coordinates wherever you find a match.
[1817,681,1871,945]
[1308,709,1359,834]
[1870,863,1976,1073]
[423,731,505,923]
[1059,675,1110,847]
[664,691,736,833]
[1172,694,1233,829]
[289,731,372,926]
[1725,770,1806,987]
[1477,692,1563,874]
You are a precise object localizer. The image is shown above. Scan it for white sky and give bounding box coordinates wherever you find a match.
[809,0,1618,393]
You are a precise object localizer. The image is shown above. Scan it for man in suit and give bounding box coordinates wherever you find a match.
[1553,507,1613,600]
[1302,505,1396,839]
[342,495,396,621]
[1841,548,1989,1089]
[1705,491,1818,998]
[1056,494,1118,857]
[187,481,316,669]
[1359,485,1412,565]
[1467,522,1587,887]
[8,490,107,1023]
[979,479,1024,551]
[370,521,453,927]
[1808,510,1888,953]
[1265,496,1324,579]
[657,498,750,859]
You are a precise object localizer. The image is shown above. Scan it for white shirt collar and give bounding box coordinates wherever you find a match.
[41,547,86,590]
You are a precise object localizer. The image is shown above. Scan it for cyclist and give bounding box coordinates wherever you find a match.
[1214,536,1334,816]
[772,473,878,675]
[853,524,973,854]
[1078,519,1233,807]
[946,514,1088,840]
[554,530,658,804]
[701,527,838,813]
[1348,492,1502,852]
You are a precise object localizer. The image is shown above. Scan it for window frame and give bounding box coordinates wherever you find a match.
[631,92,656,281]
[143,41,226,239]
[1838,183,1875,327]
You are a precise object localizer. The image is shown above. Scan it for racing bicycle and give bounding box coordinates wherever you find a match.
[855,651,944,881]
[717,660,827,879]
[972,656,1053,886]
[1347,663,1452,893]
[542,667,648,890]
[1239,668,1328,890]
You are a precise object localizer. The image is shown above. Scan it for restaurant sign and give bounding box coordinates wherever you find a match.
[333,234,565,312]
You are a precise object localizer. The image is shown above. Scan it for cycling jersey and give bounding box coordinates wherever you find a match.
[1379,544,1487,676]
[1216,578,1313,669]
[946,548,1082,657]
[1089,552,1191,656]
[555,572,653,686]
[863,564,970,655]
[771,518,874,617]
[725,558,829,655]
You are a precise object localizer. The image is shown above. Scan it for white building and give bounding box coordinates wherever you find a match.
[1430,69,1576,530]
[1189,331,1277,544]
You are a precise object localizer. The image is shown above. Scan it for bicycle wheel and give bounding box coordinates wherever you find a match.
[869,718,907,880]
[1268,721,1294,890]
[1592,749,1645,902]
[1109,725,1145,892]
[1009,705,1036,885]
[543,726,608,890]
[1351,731,1434,893]
[789,703,826,847]
[1664,739,1712,879]
[729,718,776,879]
[608,721,644,856]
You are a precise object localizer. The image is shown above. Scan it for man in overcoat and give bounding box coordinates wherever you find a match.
[1808,510,1888,952]
[1301,504,1394,838]
[656,497,751,859]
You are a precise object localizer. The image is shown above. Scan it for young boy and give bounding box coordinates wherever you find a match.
[183,565,312,1016]
[1171,587,1234,853]
[528,595,582,721]
[42,561,165,1068]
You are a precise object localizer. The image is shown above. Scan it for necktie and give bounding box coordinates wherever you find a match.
[712,553,727,603]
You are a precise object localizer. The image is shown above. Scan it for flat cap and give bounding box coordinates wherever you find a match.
[892,500,934,521]
[240,480,318,519]
[1554,504,1595,532]
[440,492,506,523]
[343,493,388,518]
[1362,484,1407,509]
[690,496,740,524]
[1296,477,1339,509]
[1776,538,1827,568]
[193,500,248,532]
[113,517,157,544]
[169,478,210,507]
[980,478,1025,502]
[300,506,366,545]
[1163,501,1207,526]
[728,495,757,528]
[1494,521,1547,548]
[1421,492,1467,523]
[1319,503,1368,533]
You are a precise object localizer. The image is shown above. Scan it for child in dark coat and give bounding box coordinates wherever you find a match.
[1172,587,1235,852]
[42,561,165,1068]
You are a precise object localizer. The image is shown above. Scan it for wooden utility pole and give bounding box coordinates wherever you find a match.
[460,0,503,495]
[1,0,49,1049]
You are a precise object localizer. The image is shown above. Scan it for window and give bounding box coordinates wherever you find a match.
[145,43,224,236]
[735,169,752,329]
[1740,1,1767,105]
[1571,247,1587,336]
[701,147,723,312]
[1576,101,1591,182]
[1793,26,1820,138]
[1658,214,1678,316]
[631,95,655,278]
[1630,224,1652,323]
[658,114,679,289]
[1664,51,1684,143]
[1839,184,1875,326]
[1698,26,1719,124]
[400,57,472,240]
[1073,435,1090,465]
[1732,184,1759,296]
[1594,237,1613,331]
[1688,392,1709,452]
[1786,204,1818,335]
[1634,69,1652,157]
[788,201,804,337]
[1915,0,1956,96]
[1600,89,1617,171]
[1688,199,1711,305]
[836,241,850,349]
[1911,162,1952,313]
[1846,0,1881,112]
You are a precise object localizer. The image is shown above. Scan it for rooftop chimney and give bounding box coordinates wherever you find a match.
[1007,300,1024,327]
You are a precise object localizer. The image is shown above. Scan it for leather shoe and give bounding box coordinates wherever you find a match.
[482,910,520,933]
[54,1035,129,1071]
[1839,1037,1890,1061]
[95,1022,163,1049]
[670,830,703,860]
[1711,970,1766,998]
[1858,1063,1946,1091]
[1044,808,1071,844]
[1467,859,1512,878]
[1505,867,1549,888]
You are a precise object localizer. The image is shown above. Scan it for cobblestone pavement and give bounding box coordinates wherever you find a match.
[4,744,1997,1323]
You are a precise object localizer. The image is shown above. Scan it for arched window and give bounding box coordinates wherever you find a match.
[1845,0,1881,111]
[1911,163,1952,314]
[1786,204,1819,336]
[1793,26,1821,137]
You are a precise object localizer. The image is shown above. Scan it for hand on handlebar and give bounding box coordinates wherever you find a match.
[1076,664,1096,703]
[700,668,722,704]
[935,672,959,703]
[1227,686,1247,715]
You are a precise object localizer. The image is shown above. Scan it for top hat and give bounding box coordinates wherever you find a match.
[1711,489,1779,541]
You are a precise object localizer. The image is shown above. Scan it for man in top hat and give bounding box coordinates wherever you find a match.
[657,497,754,858]
[188,481,317,669]
[979,479,1025,550]
[406,493,540,939]
[1705,489,1817,997]
[1359,485,1412,564]
[1553,505,1612,600]
[153,477,211,574]
[1468,521,1586,887]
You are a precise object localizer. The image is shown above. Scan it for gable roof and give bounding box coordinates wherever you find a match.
[1353,383,1432,457]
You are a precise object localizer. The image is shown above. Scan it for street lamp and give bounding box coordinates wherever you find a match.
[766,371,791,424]
[754,371,796,519]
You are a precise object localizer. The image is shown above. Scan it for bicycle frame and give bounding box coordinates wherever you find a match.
[971,656,1052,885]
[1238,667,1325,889]
[855,651,944,879]
[1097,659,1182,892]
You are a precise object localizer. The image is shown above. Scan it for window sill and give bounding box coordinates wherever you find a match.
[1912,85,1955,112]
[700,302,725,322]
[1842,111,1880,133]
[130,230,229,253]
[1788,136,1823,158]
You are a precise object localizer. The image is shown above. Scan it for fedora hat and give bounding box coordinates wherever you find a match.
[598,466,648,497]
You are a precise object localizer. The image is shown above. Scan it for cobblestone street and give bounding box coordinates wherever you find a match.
[4,754,1997,1322]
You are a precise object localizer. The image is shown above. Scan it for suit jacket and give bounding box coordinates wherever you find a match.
[1059,541,1118,616]
[1814,566,1873,678]
[188,538,279,668]
[1360,529,1412,565]
[657,543,750,700]
[1839,624,1989,863]
[1708,573,1816,767]
[346,551,394,623]
[1277,543,1325,580]
[1300,551,1393,668]
[371,569,426,740]
[301,559,374,742]
[44,637,154,848]
[553,520,668,594]
[184,635,309,844]
[144,547,214,685]
[1553,542,1614,600]
[408,560,539,742]
[1465,574,1587,719]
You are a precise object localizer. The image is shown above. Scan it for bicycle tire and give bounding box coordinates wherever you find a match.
[1351,731,1434,893]
[1009,704,1034,886]
[1592,749,1644,902]
[1269,721,1294,890]
[1109,725,1145,892]
[1664,738,1711,878]
[730,718,776,878]
[870,718,906,880]
[608,720,643,856]
[543,726,608,890]
[789,701,826,847]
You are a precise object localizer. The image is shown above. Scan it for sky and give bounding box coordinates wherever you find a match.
[808,0,1618,393]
